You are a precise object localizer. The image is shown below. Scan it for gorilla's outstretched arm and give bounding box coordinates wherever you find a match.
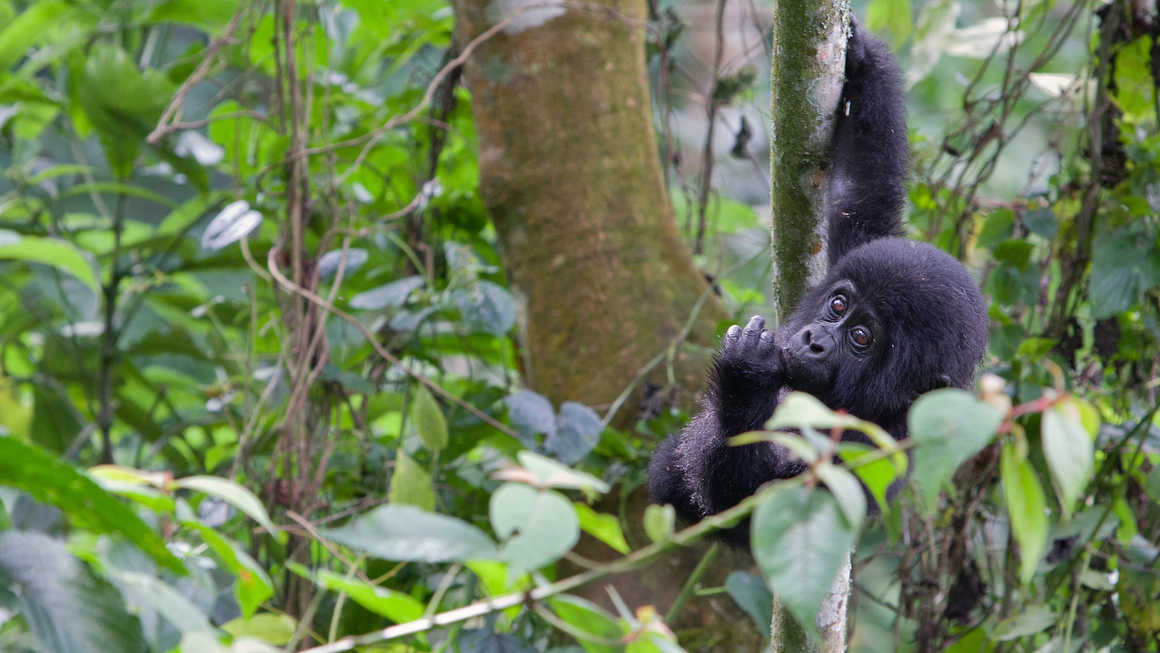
[825,19,909,266]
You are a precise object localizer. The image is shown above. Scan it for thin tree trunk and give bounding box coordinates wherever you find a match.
[768,1,852,651]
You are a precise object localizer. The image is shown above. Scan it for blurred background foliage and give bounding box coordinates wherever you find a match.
[0,0,1158,651]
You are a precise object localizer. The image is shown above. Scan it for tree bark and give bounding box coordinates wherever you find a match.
[769,0,849,319]
[452,0,769,648]
[767,1,852,651]
[451,0,727,412]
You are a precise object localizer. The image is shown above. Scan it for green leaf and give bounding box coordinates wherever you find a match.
[320,505,498,563]
[751,486,855,638]
[1041,404,1094,519]
[0,1,72,70]
[77,44,175,178]
[388,450,436,511]
[350,276,425,310]
[143,0,237,30]
[490,483,579,575]
[837,442,898,513]
[574,502,630,554]
[908,390,1004,517]
[410,384,448,452]
[221,613,296,646]
[548,595,624,653]
[867,0,913,45]
[815,463,866,530]
[643,504,675,543]
[290,565,423,624]
[725,571,773,637]
[993,239,1035,268]
[1089,225,1160,317]
[0,233,98,293]
[992,604,1055,641]
[514,450,610,493]
[1015,337,1057,361]
[183,522,274,617]
[768,392,904,470]
[453,280,516,336]
[113,571,212,635]
[175,475,283,542]
[0,439,184,574]
[504,389,557,440]
[546,401,602,464]
[0,531,148,653]
[1000,442,1048,585]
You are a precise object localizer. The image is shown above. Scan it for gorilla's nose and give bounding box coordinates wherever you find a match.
[795,327,835,359]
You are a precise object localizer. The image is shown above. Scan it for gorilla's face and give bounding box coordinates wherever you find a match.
[777,238,989,424]
[780,280,882,402]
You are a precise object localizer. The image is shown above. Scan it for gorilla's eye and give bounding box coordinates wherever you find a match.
[849,326,872,348]
[829,295,848,315]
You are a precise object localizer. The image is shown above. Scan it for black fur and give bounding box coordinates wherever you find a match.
[648,19,988,544]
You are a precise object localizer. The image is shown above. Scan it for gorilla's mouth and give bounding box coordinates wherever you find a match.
[780,347,831,395]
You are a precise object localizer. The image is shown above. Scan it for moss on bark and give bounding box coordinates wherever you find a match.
[452,0,727,413]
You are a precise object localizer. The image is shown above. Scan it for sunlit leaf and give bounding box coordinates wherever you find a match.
[221,613,295,646]
[176,475,283,541]
[548,595,624,653]
[1000,442,1048,585]
[0,232,98,293]
[643,504,675,543]
[1041,403,1094,519]
[289,565,423,624]
[574,503,630,554]
[183,522,274,618]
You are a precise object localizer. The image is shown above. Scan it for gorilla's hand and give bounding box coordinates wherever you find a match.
[711,315,783,435]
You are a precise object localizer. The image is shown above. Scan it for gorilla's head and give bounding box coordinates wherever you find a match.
[779,238,988,425]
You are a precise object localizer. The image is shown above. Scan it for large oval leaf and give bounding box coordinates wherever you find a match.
[0,531,148,653]
[751,485,855,637]
[908,389,1004,517]
[320,505,498,563]
[490,483,579,575]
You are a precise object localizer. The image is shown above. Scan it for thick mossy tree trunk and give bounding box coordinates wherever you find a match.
[452,0,769,647]
[451,0,726,410]
[767,1,851,651]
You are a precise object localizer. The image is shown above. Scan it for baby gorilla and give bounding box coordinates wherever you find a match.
[648,19,988,541]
